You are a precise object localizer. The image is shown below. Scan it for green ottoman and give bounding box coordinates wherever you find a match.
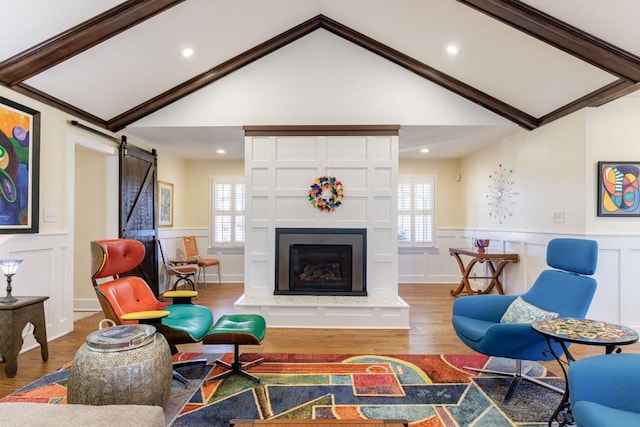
[203,313,267,383]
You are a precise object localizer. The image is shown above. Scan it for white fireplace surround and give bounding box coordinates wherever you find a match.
[235,127,410,329]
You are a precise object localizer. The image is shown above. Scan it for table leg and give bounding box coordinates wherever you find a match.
[450,254,480,297]
[1,321,24,378]
[32,303,48,361]
[546,338,574,427]
[478,260,510,295]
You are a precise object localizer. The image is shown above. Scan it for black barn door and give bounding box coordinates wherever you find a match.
[119,137,159,294]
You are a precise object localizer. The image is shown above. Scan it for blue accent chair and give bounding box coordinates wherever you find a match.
[569,353,640,427]
[451,238,598,402]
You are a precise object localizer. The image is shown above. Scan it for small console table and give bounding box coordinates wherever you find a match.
[0,296,49,378]
[449,247,519,297]
[532,317,639,427]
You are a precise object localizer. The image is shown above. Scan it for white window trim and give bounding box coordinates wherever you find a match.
[397,174,437,248]
[209,176,245,248]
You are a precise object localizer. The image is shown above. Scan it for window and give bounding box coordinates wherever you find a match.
[397,175,436,246]
[210,177,245,245]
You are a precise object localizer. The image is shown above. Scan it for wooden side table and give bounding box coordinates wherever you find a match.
[532,317,639,427]
[449,247,519,297]
[0,296,49,378]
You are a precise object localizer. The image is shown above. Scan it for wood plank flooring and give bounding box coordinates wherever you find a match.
[1,283,637,398]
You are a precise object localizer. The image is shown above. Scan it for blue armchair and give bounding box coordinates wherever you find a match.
[568,353,640,427]
[451,238,598,402]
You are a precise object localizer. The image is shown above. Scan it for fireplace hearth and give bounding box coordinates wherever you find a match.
[275,228,366,296]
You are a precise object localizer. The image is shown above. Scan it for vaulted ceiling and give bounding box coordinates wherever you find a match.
[2,0,639,158]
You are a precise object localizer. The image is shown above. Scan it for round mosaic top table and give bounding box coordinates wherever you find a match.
[532,317,639,355]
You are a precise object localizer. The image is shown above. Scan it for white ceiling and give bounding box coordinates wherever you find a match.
[2,0,639,159]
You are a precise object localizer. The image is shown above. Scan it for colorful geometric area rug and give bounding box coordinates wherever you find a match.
[1,353,564,427]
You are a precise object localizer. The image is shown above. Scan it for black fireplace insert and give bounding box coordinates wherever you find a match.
[275,228,366,296]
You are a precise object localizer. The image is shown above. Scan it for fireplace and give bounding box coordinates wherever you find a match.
[275,228,366,296]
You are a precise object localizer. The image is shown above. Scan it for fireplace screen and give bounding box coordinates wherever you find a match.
[275,228,366,296]
[290,244,352,292]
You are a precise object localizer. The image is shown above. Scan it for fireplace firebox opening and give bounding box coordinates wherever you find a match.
[275,228,366,296]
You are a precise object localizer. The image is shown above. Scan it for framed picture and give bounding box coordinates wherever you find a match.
[0,96,40,233]
[597,161,640,217]
[158,181,174,227]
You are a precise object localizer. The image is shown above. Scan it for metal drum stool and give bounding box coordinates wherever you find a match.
[67,321,172,408]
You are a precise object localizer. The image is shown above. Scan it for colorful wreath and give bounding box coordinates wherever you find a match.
[309,175,344,212]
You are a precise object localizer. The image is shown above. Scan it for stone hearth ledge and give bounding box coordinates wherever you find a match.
[233,294,410,329]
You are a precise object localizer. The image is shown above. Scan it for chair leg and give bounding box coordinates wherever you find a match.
[217,263,221,286]
[169,344,208,386]
[464,359,564,403]
[199,265,207,289]
[173,370,190,385]
[171,275,196,291]
[205,344,263,384]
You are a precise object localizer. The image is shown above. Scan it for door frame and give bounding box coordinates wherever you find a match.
[67,132,119,314]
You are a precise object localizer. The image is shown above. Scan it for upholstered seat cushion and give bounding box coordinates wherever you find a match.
[572,401,640,427]
[451,316,495,342]
[197,258,219,267]
[164,304,214,341]
[204,314,266,345]
[170,264,198,275]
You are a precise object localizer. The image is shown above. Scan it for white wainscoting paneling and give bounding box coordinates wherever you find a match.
[2,233,73,352]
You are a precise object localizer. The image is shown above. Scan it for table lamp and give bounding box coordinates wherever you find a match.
[0,259,23,303]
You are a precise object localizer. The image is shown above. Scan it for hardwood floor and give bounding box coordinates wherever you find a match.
[1,283,638,398]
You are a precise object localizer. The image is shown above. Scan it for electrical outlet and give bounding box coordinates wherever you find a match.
[553,212,565,223]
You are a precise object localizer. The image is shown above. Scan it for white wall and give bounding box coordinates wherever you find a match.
[461,111,588,233]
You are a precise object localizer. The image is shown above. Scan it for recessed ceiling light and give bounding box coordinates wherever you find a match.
[216,149,226,154]
[181,47,194,58]
[446,44,460,56]
[420,148,430,153]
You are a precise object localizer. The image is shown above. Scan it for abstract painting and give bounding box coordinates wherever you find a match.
[597,161,640,217]
[0,97,40,233]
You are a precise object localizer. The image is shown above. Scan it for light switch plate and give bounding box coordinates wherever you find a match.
[43,208,59,223]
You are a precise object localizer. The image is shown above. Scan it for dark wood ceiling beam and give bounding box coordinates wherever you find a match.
[107,15,324,132]
[458,0,640,82]
[538,79,638,127]
[108,14,537,132]
[12,84,108,127]
[243,125,400,136]
[318,15,538,130]
[0,0,185,86]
